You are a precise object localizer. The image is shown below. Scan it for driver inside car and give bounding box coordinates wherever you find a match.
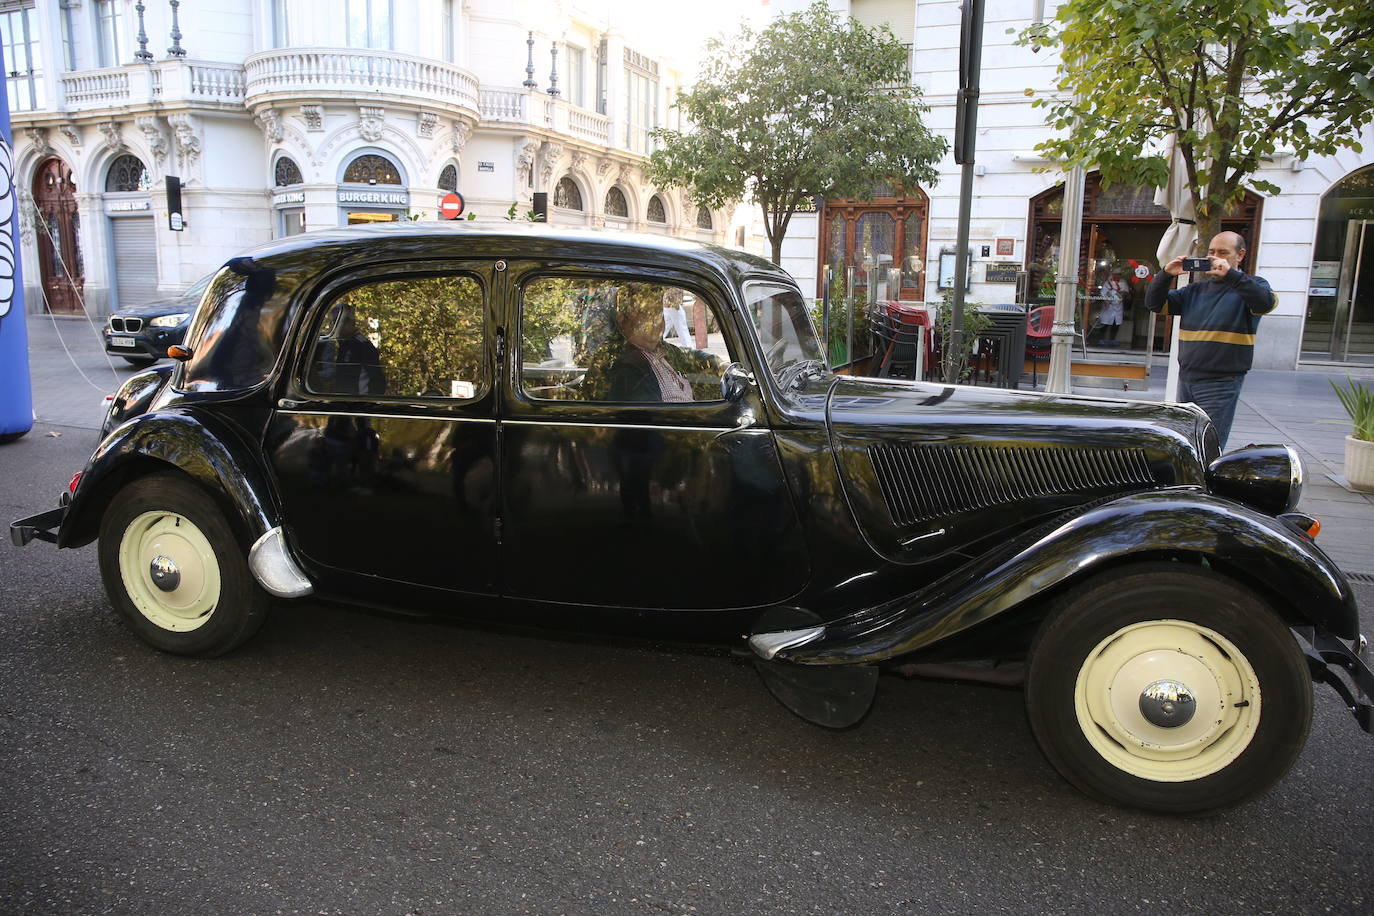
[582,284,722,402]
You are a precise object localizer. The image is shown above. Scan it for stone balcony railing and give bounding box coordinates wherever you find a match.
[35,52,629,155]
[53,59,247,113]
[480,86,615,148]
[244,47,480,115]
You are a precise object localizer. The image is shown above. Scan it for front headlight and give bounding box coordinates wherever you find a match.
[149,313,191,328]
[1206,445,1303,515]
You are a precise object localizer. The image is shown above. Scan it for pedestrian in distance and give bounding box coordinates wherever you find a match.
[1145,231,1278,449]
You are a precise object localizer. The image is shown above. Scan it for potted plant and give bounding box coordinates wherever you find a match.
[1331,376,1374,492]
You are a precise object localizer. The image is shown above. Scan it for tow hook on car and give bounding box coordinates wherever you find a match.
[1296,626,1374,732]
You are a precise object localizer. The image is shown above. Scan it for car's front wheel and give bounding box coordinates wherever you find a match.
[1025,563,1312,815]
[122,355,158,367]
[98,472,268,657]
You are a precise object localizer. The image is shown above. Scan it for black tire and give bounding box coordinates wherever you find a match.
[97,472,269,657]
[122,356,158,367]
[1025,562,1312,815]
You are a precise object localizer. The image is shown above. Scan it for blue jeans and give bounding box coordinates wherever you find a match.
[1179,373,1245,450]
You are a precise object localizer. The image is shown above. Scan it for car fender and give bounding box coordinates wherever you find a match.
[777,489,1359,665]
[59,409,276,550]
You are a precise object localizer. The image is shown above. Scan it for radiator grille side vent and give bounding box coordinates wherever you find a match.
[869,444,1157,526]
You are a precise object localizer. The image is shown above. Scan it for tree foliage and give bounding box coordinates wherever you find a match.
[1020,0,1374,245]
[647,1,947,265]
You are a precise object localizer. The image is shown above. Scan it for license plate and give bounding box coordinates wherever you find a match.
[109,336,136,348]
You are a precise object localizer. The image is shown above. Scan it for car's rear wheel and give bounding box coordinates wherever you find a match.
[1025,563,1312,815]
[98,472,268,657]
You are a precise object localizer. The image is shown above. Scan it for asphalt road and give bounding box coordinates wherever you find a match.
[2,423,1373,915]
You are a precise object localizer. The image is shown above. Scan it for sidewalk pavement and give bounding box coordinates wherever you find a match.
[17,313,1374,574]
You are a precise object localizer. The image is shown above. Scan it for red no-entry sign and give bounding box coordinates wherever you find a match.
[440,192,465,219]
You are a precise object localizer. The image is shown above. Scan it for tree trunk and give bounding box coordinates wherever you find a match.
[1195,211,1222,255]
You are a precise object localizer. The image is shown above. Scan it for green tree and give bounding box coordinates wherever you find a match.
[647,1,947,266]
[1022,0,1374,246]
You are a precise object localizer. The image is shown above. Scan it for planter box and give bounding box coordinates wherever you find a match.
[1346,435,1374,493]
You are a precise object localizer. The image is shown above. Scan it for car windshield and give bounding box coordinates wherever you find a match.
[182,272,214,304]
[742,280,825,382]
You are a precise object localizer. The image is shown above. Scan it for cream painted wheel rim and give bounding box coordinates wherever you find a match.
[1074,620,1261,782]
[117,510,221,632]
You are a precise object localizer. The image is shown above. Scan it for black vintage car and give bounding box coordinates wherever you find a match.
[12,223,1371,814]
[102,273,213,366]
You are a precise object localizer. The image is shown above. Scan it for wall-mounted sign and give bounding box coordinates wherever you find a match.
[272,191,306,206]
[1310,260,1341,282]
[1320,197,1374,220]
[106,200,151,212]
[984,262,1021,283]
[1308,287,1338,298]
[995,237,1015,256]
[937,248,972,291]
[478,161,495,173]
[166,176,184,232]
[337,190,409,206]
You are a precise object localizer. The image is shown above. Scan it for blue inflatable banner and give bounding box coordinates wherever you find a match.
[0,40,33,443]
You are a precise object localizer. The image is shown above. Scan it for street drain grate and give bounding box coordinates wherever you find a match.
[1348,571,1374,584]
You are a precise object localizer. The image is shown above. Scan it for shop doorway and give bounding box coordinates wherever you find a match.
[32,157,83,315]
[1302,166,1374,364]
[818,186,930,302]
[1027,174,1262,356]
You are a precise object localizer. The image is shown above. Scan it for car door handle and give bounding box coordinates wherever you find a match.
[713,410,757,441]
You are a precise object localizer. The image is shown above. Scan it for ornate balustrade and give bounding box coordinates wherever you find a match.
[60,68,133,109]
[568,107,612,146]
[479,87,527,122]
[186,64,246,104]
[244,48,479,113]
[55,60,244,113]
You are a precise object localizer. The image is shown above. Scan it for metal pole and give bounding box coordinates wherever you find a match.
[949,165,975,383]
[948,0,985,384]
[1046,165,1085,393]
[845,266,856,370]
[821,264,832,368]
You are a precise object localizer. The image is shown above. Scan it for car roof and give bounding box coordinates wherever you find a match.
[237,221,787,283]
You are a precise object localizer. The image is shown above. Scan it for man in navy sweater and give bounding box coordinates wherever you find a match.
[1145,231,1278,448]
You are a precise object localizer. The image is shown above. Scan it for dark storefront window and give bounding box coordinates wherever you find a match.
[1302,166,1374,363]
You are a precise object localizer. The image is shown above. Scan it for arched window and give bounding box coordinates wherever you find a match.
[605,186,628,218]
[647,194,666,224]
[274,156,303,187]
[438,164,458,192]
[343,153,401,185]
[696,208,713,230]
[554,176,583,210]
[105,154,149,192]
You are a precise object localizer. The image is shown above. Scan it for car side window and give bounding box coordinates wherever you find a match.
[520,277,732,403]
[306,274,485,400]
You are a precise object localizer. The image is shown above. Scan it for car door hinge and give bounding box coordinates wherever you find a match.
[494,516,503,545]
[495,326,506,360]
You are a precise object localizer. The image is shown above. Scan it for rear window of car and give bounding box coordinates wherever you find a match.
[177,255,303,393]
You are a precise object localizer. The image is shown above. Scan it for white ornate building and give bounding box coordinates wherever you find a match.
[5,0,726,317]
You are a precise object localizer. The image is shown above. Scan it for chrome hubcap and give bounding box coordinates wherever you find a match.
[149,555,181,592]
[1139,679,1197,728]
